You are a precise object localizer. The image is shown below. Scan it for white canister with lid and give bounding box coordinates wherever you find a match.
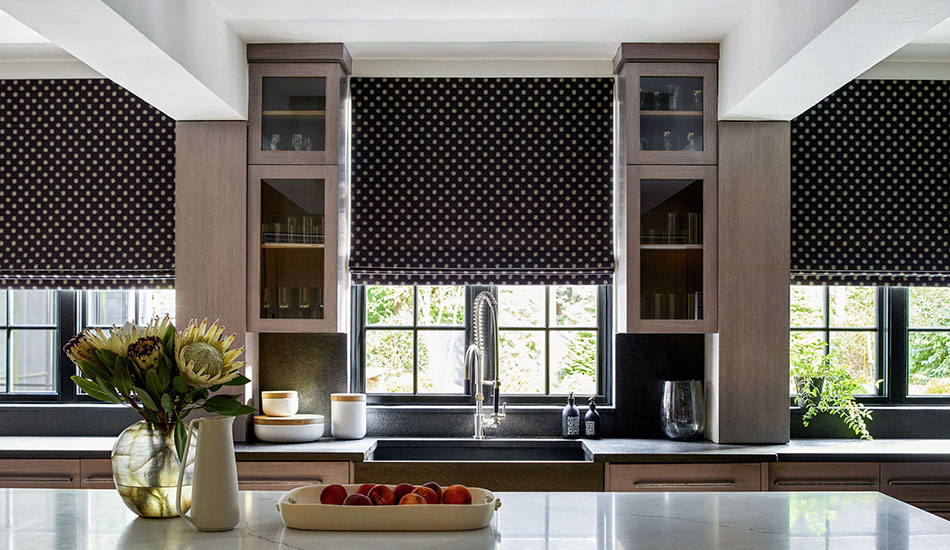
[261,390,299,417]
[331,393,366,439]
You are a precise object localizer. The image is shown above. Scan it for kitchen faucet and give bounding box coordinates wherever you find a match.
[464,291,506,439]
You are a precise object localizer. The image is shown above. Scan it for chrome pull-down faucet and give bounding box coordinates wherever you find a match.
[464,291,506,439]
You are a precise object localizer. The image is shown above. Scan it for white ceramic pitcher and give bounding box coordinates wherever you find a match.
[176,416,240,531]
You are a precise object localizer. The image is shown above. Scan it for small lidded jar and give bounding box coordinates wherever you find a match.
[331,393,366,440]
[261,390,299,417]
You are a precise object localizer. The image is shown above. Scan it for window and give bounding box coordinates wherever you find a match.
[789,285,950,404]
[0,289,174,402]
[354,285,610,404]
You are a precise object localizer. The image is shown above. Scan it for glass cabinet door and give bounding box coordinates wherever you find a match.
[249,63,341,165]
[628,165,717,332]
[627,63,717,165]
[248,165,338,332]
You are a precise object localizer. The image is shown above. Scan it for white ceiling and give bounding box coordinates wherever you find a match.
[0,7,46,43]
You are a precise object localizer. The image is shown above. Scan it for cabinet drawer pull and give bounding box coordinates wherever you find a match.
[634,481,736,489]
[0,476,73,483]
[240,478,323,485]
[888,480,950,486]
[774,480,875,487]
[83,476,114,483]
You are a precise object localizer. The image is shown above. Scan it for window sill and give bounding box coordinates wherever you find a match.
[368,404,616,413]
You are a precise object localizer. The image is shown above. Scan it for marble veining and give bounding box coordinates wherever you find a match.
[1,488,949,549]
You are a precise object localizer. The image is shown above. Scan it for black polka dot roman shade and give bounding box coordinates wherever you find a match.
[349,77,615,285]
[0,79,175,289]
[791,80,950,287]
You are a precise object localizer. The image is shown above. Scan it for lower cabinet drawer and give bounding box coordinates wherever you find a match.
[0,459,81,488]
[768,462,879,491]
[881,462,950,503]
[607,463,762,492]
[80,459,115,489]
[236,461,349,491]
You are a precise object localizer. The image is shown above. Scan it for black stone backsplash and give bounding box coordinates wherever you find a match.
[257,333,349,422]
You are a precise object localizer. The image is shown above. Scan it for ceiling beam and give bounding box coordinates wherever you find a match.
[719,0,950,120]
[0,0,246,120]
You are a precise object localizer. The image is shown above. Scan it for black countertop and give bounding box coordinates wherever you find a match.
[2,436,950,462]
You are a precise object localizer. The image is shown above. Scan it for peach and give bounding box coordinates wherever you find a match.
[368,484,396,506]
[442,485,472,505]
[422,482,443,502]
[411,486,439,505]
[356,483,376,495]
[399,493,427,505]
[394,483,415,503]
[343,493,372,506]
[319,484,348,505]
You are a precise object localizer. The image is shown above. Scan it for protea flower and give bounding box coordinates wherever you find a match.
[64,331,103,369]
[127,336,163,371]
[175,319,245,388]
[85,315,173,357]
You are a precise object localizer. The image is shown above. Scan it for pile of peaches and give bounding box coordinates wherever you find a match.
[319,482,473,506]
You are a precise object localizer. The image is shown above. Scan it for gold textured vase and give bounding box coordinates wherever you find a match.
[111,421,195,518]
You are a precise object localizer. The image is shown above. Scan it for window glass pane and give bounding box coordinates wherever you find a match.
[0,290,6,326]
[790,286,825,327]
[9,290,55,326]
[499,330,545,394]
[550,330,597,395]
[790,331,825,395]
[909,331,950,395]
[85,290,132,327]
[829,331,877,394]
[417,330,465,393]
[416,286,465,326]
[365,330,413,393]
[0,336,6,392]
[10,329,55,393]
[551,286,597,327]
[499,286,544,327]
[910,287,950,329]
[138,289,176,325]
[829,287,875,328]
[365,286,413,326]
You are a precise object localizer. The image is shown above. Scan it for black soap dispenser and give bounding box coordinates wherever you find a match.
[562,391,580,439]
[585,397,601,439]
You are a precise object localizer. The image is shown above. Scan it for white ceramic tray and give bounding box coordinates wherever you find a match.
[277,484,501,531]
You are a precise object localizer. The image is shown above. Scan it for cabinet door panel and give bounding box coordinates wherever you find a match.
[881,462,950,503]
[0,459,80,488]
[237,461,349,491]
[80,459,115,489]
[768,462,879,491]
[607,463,760,492]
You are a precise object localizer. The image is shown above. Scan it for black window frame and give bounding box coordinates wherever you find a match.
[352,284,612,406]
[790,285,950,406]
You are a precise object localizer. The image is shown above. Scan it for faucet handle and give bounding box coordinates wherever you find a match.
[498,401,507,419]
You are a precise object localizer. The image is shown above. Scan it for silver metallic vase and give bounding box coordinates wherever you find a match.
[661,380,706,441]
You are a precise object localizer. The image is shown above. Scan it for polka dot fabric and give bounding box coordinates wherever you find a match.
[0,79,175,289]
[349,77,615,286]
[791,80,950,287]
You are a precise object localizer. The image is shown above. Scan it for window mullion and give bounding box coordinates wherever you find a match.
[887,287,909,404]
[57,290,78,402]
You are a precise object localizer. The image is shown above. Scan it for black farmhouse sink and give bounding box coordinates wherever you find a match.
[367,439,591,462]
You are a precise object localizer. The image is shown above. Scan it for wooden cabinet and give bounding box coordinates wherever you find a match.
[79,459,115,489]
[247,164,340,332]
[627,165,717,333]
[768,462,879,492]
[881,462,950,516]
[236,461,349,491]
[606,463,761,492]
[0,459,80,488]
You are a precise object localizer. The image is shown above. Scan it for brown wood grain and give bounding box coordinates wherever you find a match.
[79,459,115,489]
[768,462,880,492]
[0,459,80,488]
[613,43,720,72]
[706,121,790,444]
[248,63,344,166]
[881,462,950,502]
[247,43,352,74]
[236,461,350,491]
[607,463,761,492]
[354,462,604,492]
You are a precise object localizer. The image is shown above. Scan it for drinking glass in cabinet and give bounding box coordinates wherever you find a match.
[639,76,704,152]
[260,77,327,153]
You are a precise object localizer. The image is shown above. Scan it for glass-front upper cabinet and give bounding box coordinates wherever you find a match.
[627,165,717,333]
[248,165,338,332]
[248,63,342,165]
[625,63,717,165]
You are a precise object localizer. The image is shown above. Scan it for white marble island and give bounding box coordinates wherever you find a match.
[3,488,950,549]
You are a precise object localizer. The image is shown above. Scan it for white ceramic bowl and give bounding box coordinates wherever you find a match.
[254,414,323,443]
[261,391,299,417]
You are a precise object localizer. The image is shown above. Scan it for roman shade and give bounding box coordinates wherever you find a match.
[0,79,175,289]
[349,77,615,286]
[791,79,950,287]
